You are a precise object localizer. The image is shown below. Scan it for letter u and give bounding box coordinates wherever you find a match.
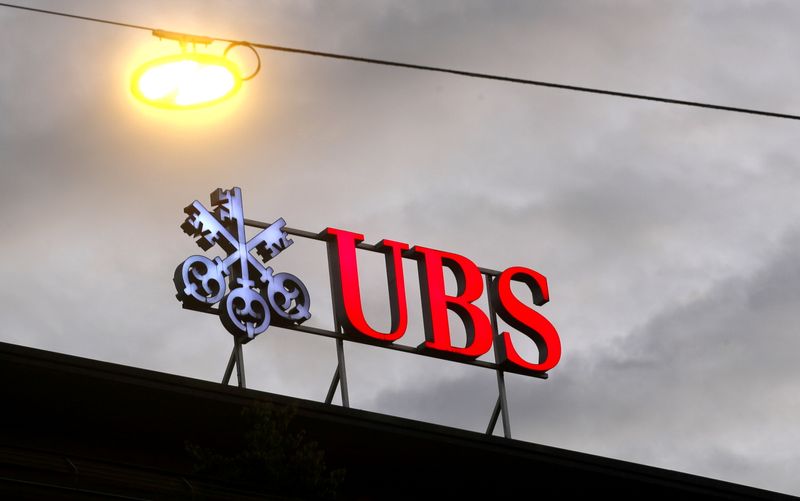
[322,228,409,342]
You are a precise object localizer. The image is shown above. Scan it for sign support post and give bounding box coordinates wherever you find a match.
[336,338,350,407]
[324,341,350,407]
[221,336,247,388]
[485,275,512,438]
[325,261,350,408]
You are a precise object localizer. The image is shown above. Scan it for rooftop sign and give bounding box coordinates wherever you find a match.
[174,187,561,437]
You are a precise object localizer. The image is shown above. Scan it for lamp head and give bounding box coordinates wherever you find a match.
[131,31,259,110]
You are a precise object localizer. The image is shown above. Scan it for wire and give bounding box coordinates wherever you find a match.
[0,2,151,32]
[1,1,798,122]
[240,42,800,121]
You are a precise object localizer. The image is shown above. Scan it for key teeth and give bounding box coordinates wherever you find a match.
[210,188,235,223]
[209,188,230,205]
[181,208,222,251]
[182,204,224,248]
[180,219,198,237]
[215,207,232,224]
[181,204,202,236]
[197,233,216,251]
[255,243,272,262]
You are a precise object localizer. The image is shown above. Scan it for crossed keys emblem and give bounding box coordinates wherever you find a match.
[173,187,311,342]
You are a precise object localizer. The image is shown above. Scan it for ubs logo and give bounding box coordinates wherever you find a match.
[174,187,311,342]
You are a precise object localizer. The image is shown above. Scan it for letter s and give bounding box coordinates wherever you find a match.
[489,266,561,373]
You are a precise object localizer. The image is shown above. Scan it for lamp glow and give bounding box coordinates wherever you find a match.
[131,52,243,109]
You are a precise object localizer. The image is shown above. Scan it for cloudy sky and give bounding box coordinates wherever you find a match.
[2,0,800,495]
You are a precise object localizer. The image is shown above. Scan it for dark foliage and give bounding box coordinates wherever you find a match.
[187,403,345,500]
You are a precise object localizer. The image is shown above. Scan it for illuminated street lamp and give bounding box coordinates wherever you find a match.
[131,30,260,109]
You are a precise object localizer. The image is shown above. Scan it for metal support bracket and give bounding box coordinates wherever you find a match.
[221,336,246,388]
[486,371,511,438]
[324,246,351,408]
[485,275,512,438]
[324,338,350,407]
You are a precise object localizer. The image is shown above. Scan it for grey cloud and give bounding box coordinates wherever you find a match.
[367,230,800,494]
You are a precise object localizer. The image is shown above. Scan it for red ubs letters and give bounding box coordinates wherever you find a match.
[323,228,561,374]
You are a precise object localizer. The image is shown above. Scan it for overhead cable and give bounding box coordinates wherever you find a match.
[1,1,797,122]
